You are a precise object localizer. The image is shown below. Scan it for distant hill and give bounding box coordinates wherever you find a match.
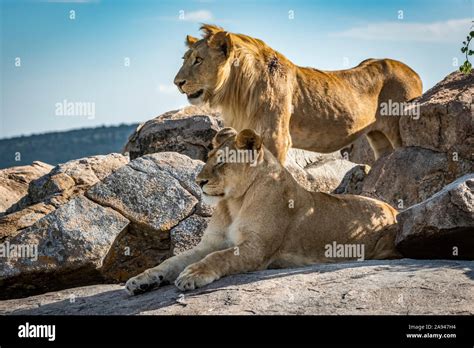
[0,124,139,169]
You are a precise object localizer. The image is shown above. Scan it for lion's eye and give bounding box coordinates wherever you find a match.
[193,57,203,65]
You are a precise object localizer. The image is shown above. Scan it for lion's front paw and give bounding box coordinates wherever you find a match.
[175,263,218,291]
[125,269,165,296]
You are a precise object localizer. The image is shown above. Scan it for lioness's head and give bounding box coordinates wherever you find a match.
[196,128,264,201]
[174,24,232,105]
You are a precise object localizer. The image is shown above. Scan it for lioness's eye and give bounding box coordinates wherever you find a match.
[193,57,203,65]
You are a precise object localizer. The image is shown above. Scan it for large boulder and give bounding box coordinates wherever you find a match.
[359,147,473,208]
[0,195,130,300]
[1,154,128,241]
[1,259,472,315]
[86,152,211,281]
[125,106,222,161]
[0,161,53,214]
[396,174,474,259]
[400,71,473,160]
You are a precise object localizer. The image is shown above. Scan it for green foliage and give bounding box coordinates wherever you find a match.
[459,25,474,74]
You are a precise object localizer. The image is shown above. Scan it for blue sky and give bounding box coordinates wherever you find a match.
[1,0,472,138]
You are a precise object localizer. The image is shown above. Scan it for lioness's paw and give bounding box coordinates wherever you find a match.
[175,264,217,291]
[125,270,164,295]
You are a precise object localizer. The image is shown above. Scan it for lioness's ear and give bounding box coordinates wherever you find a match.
[208,31,232,58]
[186,35,198,47]
[213,127,237,148]
[236,129,262,151]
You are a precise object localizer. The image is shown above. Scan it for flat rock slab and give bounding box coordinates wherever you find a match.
[1,259,472,315]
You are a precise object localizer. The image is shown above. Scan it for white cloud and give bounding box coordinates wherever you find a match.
[330,18,472,43]
[180,10,213,22]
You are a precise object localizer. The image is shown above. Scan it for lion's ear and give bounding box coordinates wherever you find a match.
[186,35,198,47]
[235,129,262,151]
[208,31,232,58]
[212,127,237,148]
[200,24,224,39]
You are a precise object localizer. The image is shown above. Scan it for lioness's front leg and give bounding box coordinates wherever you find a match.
[175,240,269,291]
[125,229,226,295]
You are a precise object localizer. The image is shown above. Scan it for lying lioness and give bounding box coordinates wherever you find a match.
[125,128,401,295]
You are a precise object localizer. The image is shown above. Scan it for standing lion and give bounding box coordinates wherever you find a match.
[174,24,422,164]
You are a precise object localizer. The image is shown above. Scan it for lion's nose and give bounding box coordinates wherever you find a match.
[174,79,186,91]
[197,179,208,188]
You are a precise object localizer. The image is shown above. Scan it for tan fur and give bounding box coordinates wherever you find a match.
[174,24,423,164]
[125,128,401,294]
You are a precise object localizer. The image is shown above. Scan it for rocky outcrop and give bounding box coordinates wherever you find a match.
[0,161,53,214]
[396,174,474,259]
[400,71,473,159]
[125,106,222,161]
[1,71,472,307]
[359,147,472,208]
[1,259,472,315]
[0,152,209,298]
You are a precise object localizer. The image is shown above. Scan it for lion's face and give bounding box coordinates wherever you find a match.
[196,128,263,201]
[174,27,232,106]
